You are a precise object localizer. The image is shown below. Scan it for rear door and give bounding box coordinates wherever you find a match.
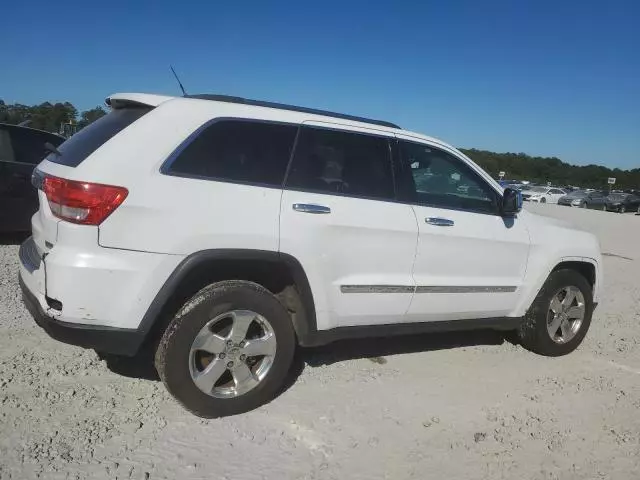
[395,137,530,321]
[0,124,63,232]
[587,191,606,209]
[548,188,566,204]
[279,123,418,330]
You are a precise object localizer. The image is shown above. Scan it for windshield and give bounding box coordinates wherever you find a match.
[527,186,548,193]
[47,107,152,167]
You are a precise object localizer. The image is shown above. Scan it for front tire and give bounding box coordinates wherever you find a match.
[540,197,547,204]
[517,269,593,356]
[155,280,296,418]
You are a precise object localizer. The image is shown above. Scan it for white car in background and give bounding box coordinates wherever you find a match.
[521,186,567,204]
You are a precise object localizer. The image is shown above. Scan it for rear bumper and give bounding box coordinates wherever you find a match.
[20,274,144,356]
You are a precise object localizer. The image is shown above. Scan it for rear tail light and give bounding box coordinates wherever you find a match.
[41,174,128,225]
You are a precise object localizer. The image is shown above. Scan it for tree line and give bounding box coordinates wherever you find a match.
[460,148,639,190]
[0,100,106,134]
[0,99,637,189]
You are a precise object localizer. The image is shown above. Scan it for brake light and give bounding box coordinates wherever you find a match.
[42,175,128,225]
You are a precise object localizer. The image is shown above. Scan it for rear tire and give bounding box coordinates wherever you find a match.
[155,280,296,418]
[517,269,593,356]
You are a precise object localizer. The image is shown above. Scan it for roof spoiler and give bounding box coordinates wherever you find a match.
[105,93,176,109]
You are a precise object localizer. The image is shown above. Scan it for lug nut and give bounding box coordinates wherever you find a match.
[219,353,225,359]
[239,354,246,361]
[226,340,233,346]
[239,341,245,347]
[227,361,234,368]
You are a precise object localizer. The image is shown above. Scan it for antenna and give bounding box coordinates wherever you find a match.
[170,65,187,96]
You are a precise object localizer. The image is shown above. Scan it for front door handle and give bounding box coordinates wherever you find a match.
[425,217,454,227]
[293,203,331,214]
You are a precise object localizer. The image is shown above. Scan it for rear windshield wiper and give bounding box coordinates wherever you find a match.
[44,142,62,157]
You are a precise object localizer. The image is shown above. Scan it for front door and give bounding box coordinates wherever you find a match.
[395,137,530,321]
[279,124,418,330]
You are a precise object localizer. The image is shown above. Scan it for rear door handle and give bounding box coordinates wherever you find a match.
[425,217,454,227]
[293,203,331,214]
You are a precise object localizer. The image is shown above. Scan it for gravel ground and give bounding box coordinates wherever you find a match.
[1,204,639,480]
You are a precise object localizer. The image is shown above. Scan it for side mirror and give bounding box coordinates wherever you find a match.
[502,187,522,216]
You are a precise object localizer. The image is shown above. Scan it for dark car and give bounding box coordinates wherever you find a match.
[557,190,607,209]
[605,193,640,213]
[0,123,65,232]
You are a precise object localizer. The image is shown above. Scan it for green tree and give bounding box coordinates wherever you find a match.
[77,106,107,129]
[461,149,638,190]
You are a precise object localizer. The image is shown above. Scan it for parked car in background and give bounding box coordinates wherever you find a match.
[0,123,65,232]
[521,186,566,204]
[558,190,607,209]
[605,193,640,213]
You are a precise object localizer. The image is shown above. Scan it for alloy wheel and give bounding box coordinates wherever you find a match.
[189,310,277,398]
[547,286,586,344]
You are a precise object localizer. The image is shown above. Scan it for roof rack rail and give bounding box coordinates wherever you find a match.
[185,94,401,129]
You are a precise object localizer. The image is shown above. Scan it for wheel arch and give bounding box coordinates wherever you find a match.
[137,249,318,349]
[515,256,600,317]
[551,260,596,289]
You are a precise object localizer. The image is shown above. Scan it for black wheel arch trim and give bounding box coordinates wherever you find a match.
[136,249,318,345]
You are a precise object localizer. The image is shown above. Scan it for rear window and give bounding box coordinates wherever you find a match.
[48,107,152,167]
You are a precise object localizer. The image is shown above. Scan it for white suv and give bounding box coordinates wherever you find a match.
[19,93,603,417]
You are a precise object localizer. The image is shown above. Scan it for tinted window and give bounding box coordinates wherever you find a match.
[48,107,152,167]
[399,141,498,214]
[167,120,297,186]
[10,127,64,165]
[285,127,394,200]
[550,189,564,195]
[0,125,64,165]
[0,128,14,163]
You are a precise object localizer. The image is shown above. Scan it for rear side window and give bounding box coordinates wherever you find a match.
[0,128,15,163]
[9,126,64,164]
[285,126,394,200]
[0,125,64,165]
[166,120,298,187]
[48,107,152,167]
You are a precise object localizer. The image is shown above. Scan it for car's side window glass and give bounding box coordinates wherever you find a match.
[0,128,15,163]
[399,141,499,214]
[167,120,298,187]
[9,128,56,165]
[285,126,394,200]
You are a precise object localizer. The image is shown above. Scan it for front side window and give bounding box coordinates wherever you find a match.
[285,126,394,200]
[399,141,499,214]
[167,120,298,186]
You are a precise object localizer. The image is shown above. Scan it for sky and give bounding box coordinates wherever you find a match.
[1,0,638,169]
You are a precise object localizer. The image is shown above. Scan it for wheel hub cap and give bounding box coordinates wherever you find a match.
[547,286,586,344]
[188,310,277,399]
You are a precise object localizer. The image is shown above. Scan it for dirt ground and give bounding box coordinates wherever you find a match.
[1,204,639,480]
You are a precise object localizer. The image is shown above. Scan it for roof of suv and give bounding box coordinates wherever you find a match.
[104,92,456,154]
[106,92,399,129]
